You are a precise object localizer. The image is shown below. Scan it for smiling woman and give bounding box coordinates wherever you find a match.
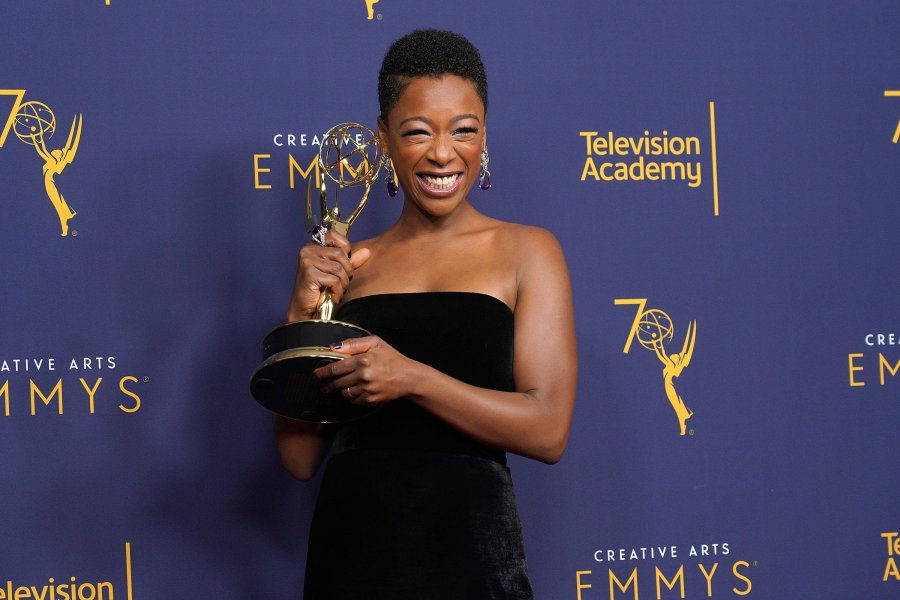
[274,29,577,600]
[378,75,485,217]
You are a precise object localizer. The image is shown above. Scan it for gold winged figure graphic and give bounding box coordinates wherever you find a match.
[651,319,697,436]
[365,0,380,19]
[33,114,82,236]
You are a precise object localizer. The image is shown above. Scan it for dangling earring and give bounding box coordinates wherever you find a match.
[384,155,398,197]
[478,146,492,190]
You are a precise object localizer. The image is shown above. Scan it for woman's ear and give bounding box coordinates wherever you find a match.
[377,116,389,151]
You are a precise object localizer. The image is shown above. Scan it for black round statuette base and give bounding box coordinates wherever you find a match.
[250,319,376,422]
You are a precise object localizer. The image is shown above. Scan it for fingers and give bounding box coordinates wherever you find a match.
[313,336,384,402]
[329,336,380,356]
[322,230,351,255]
[350,247,371,271]
[311,335,410,407]
[319,230,372,278]
[314,359,371,404]
[340,384,370,406]
[301,244,352,294]
[287,231,369,320]
[304,231,366,301]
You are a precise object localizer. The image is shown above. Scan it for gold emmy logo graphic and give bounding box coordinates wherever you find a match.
[886,90,900,143]
[365,0,381,20]
[1,90,82,237]
[617,298,697,436]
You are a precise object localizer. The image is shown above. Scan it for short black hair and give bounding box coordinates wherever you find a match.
[378,29,488,123]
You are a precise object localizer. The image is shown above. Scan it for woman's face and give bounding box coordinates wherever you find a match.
[379,74,486,218]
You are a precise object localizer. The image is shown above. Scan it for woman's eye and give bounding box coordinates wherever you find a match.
[453,127,478,137]
[402,129,429,138]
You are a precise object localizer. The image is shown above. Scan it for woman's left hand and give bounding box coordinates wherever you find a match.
[314,336,414,406]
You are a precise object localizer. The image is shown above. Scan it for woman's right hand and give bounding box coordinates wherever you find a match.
[286,230,371,322]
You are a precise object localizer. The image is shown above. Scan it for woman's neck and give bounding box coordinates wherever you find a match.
[392,197,483,239]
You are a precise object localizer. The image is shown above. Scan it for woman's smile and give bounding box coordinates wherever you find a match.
[416,172,463,196]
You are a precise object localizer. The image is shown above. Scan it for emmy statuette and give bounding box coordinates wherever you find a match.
[250,123,382,422]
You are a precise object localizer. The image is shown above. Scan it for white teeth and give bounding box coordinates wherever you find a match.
[420,174,459,189]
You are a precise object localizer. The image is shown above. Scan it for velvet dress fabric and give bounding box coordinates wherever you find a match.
[303,292,534,600]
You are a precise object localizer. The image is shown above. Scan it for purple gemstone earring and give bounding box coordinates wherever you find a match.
[478,146,492,190]
[384,156,398,197]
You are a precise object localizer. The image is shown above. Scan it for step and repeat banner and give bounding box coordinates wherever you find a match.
[1,2,898,598]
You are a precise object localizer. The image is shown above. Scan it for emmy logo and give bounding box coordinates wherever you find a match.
[1,91,82,237]
[364,0,380,20]
[617,299,698,436]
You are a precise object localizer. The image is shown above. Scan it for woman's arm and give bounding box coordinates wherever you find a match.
[316,227,578,463]
[275,230,370,479]
[273,416,329,481]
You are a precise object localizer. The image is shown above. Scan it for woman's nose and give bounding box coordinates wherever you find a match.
[428,135,453,165]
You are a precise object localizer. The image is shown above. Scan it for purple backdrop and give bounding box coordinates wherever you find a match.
[1,2,898,598]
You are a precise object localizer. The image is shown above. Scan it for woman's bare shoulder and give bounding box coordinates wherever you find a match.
[491,220,564,260]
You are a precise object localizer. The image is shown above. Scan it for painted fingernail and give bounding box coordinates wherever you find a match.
[331,342,342,350]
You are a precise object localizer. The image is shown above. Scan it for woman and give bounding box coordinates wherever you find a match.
[275,29,577,599]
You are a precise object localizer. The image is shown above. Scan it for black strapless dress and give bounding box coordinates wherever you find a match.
[303,292,534,600]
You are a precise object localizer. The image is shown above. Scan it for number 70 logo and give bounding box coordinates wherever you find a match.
[0,90,27,147]
[886,90,900,144]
